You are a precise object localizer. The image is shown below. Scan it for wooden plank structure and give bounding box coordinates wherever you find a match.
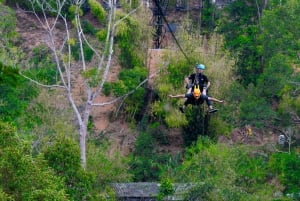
[111,182,196,201]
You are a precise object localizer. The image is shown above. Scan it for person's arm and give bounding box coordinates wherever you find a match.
[208,97,224,103]
[185,74,194,88]
[203,74,210,89]
[184,77,190,85]
[206,81,211,89]
[168,94,186,98]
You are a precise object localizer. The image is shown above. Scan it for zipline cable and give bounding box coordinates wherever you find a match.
[153,0,191,63]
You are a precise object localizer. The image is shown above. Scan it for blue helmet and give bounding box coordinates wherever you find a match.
[196,64,205,70]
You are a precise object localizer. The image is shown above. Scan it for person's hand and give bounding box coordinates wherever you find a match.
[186,84,193,89]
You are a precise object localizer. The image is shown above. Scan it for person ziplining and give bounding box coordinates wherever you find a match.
[168,84,224,113]
[169,64,224,113]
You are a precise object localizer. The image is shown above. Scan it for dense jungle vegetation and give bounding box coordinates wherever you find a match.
[1,0,300,200]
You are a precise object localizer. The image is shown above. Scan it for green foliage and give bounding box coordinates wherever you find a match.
[25,45,58,85]
[0,4,21,67]
[68,5,83,19]
[102,82,111,96]
[239,84,276,127]
[119,0,139,10]
[0,122,70,200]
[87,142,131,199]
[129,132,158,181]
[111,66,147,120]
[129,132,171,181]
[269,153,300,194]
[220,82,245,126]
[235,150,268,192]
[219,0,262,86]
[88,0,106,23]
[0,189,14,201]
[115,15,144,68]
[81,19,97,35]
[206,116,232,139]
[43,135,94,201]
[171,139,283,201]
[261,0,300,63]
[0,73,38,123]
[167,60,191,88]
[0,62,19,85]
[256,55,293,100]
[151,100,167,119]
[182,106,208,146]
[116,66,147,94]
[165,109,188,128]
[71,42,94,62]
[201,0,218,35]
[82,67,99,87]
[14,88,76,155]
[157,178,174,201]
[96,29,107,42]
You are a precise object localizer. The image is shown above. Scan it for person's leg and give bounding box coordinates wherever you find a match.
[179,100,190,113]
[201,94,217,113]
[179,94,192,113]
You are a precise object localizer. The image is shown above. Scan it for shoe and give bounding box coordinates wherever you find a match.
[179,106,185,113]
[208,108,218,113]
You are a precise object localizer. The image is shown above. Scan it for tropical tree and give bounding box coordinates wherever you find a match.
[218,0,266,86]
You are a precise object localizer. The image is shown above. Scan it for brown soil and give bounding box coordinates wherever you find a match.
[218,125,279,148]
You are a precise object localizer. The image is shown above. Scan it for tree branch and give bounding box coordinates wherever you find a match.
[20,73,66,89]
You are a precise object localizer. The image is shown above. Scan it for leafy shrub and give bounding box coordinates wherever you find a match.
[88,0,106,23]
[167,60,191,88]
[68,4,83,19]
[96,29,107,41]
[81,19,97,35]
[111,66,147,120]
[103,82,111,96]
[0,122,69,200]
[0,73,38,123]
[235,150,268,190]
[129,132,171,182]
[71,42,94,62]
[157,178,174,201]
[239,84,276,127]
[269,152,300,194]
[26,45,58,85]
[182,106,208,146]
[43,134,94,201]
[115,16,143,68]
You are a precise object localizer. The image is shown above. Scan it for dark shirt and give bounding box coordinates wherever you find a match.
[184,93,209,106]
[188,73,209,90]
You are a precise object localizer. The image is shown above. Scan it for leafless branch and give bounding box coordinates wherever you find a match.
[20,73,66,89]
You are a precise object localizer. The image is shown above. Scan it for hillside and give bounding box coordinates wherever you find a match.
[14,4,283,158]
[3,1,300,200]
